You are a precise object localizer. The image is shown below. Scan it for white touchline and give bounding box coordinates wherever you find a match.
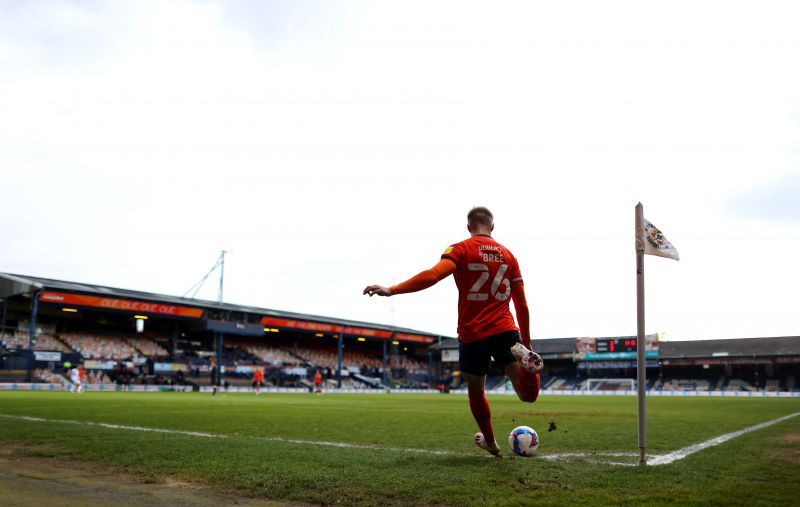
[647,411,800,466]
[0,414,457,456]
[0,414,222,438]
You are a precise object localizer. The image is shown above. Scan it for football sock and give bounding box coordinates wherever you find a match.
[468,388,495,443]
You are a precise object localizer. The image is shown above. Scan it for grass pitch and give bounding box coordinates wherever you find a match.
[0,391,798,505]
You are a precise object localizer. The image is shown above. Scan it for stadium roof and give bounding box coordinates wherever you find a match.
[0,273,451,341]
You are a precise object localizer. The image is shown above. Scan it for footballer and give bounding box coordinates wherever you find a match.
[364,206,543,456]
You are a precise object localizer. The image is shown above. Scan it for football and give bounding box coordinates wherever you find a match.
[509,425,540,457]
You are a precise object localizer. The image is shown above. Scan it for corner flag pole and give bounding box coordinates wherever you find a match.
[635,202,647,465]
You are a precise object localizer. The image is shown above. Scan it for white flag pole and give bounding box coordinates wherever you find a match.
[635,202,647,465]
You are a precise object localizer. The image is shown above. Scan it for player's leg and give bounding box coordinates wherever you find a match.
[494,331,540,403]
[504,361,540,403]
[464,372,500,455]
[460,340,500,456]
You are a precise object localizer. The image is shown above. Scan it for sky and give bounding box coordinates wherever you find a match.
[1,1,799,342]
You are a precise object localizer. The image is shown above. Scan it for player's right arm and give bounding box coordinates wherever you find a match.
[363,259,456,297]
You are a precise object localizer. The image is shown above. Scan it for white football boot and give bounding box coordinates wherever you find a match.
[511,343,544,373]
[474,432,502,457]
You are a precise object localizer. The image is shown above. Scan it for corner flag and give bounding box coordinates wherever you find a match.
[634,203,679,466]
[640,218,680,261]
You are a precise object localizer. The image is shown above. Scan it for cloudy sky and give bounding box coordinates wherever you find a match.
[1,1,798,342]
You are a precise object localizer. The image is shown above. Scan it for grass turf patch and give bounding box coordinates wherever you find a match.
[0,392,798,505]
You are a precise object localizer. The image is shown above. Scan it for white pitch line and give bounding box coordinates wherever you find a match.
[648,411,800,466]
[0,414,456,456]
[0,414,222,438]
[540,452,647,467]
[540,451,640,459]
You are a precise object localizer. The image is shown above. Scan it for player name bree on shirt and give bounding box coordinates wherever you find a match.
[477,244,505,263]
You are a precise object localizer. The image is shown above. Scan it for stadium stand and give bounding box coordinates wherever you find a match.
[127,336,168,357]
[0,331,72,352]
[33,367,66,384]
[59,333,139,360]
[724,379,758,392]
[85,370,114,385]
[0,272,446,389]
[2,272,799,392]
[225,339,299,366]
[289,344,383,371]
[434,334,800,393]
[335,378,372,390]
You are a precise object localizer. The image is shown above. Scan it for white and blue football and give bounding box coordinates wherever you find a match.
[508,425,539,457]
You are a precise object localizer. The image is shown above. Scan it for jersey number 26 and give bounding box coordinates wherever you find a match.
[467,263,510,302]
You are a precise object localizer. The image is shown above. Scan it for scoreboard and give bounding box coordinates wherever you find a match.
[595,338,638,353]
[576,335,659,360]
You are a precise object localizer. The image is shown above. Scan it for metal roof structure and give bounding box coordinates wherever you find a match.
[0,272,450,341]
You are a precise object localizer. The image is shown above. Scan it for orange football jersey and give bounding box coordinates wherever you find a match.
[441,235,523,343]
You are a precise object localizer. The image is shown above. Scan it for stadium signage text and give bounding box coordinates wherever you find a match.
[33,351,62,362]
[260,317,435,343]
[38,291,204,318]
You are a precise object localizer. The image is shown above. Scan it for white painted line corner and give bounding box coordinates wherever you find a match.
[647,411,800,466]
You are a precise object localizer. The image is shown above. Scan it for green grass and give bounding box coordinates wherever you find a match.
[0,391,798,505]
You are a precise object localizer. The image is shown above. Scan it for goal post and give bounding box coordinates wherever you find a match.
[587,378,636,391]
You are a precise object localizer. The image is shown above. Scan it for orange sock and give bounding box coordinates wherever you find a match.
[518,370,540,402]
[468,388,494,443]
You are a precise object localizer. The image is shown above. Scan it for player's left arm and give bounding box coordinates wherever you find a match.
[363,259,456,297]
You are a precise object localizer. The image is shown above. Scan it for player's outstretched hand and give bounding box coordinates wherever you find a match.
[363,285,391,297]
